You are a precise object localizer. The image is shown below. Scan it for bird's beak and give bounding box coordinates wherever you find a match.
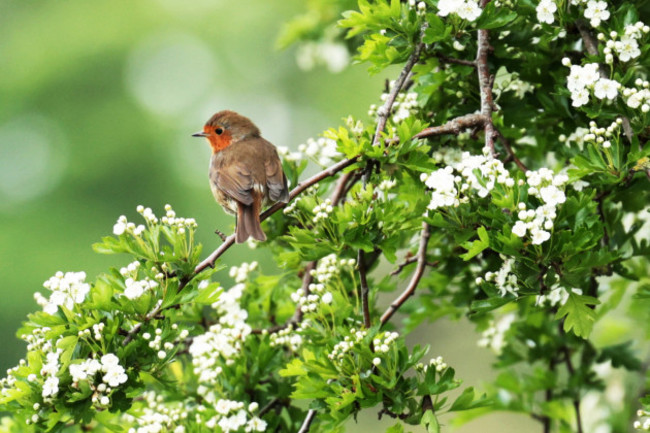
[192,131,208,137]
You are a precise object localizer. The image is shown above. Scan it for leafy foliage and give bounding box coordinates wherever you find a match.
[2,0,650,432]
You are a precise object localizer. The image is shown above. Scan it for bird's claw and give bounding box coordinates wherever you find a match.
[214,228,227,242]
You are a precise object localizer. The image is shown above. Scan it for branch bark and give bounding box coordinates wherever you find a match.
[380,222,431,325]
[371,23,428,147]
[413,113,487,139]
[476,0,497,156]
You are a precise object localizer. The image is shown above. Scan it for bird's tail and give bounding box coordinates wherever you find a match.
[236,191,266,244]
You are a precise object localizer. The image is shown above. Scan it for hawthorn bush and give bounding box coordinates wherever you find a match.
[2,0,650,432]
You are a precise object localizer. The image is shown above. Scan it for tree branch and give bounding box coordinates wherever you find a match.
[476,0,497,156]
[495,129,528,172]
[413,113,487,139]
[380,222,431,325]
[436,53,477,67]
[371,23,428,147]
[357,249,371,329]
[297,409,317,433]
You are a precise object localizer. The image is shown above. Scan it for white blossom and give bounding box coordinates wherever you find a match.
[536,0,557,24]
[584,0,610,27]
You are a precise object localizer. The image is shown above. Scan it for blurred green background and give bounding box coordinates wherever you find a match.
[0,1,539,431]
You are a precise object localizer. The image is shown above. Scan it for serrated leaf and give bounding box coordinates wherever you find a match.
[475,3,517,29]
[555,292,600,338]
[460,226,489,260]
[421,410,440,433]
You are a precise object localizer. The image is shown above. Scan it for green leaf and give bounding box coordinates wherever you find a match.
[386,423,405,433]
[460,226,489,260]
[475,3,517,29]
[555,292,600,338]
[421,410,440,433]
[596,341,642,371]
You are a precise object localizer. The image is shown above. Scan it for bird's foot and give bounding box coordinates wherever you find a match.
[214,228,227,242]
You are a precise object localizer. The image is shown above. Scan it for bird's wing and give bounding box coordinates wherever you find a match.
[213,163,255,206]
[265,154,289,203]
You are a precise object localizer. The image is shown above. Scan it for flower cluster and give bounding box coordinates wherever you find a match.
[229,261,258,284]
[564,61,619,107]
[407,0,427,16]
[415,356,449,373]
[189,284,251,384]
[34,271,91,315]
[312,198,334,223]
[161,204,197,233]
[69,353,129,406]
[437,0,482,21]
[598,22,648,63]
[114,205,197,237]
[421,152,513,209]
[125,391,189,433]
[123,277,158,300]
[282,196,301,215]
[422,151,569,246]
[477,313,516,354]
[40,349,62,399]
[623,78,650,112]
[535,285,582,307]
[635,409,650,431]
[368,85,419,124]
[270,323,305,352]
[113,215,145,236]
[298,137,340,166]
[511,168,567,244]
[143,324,188,360]
[328,329,399,365]
[483,257,518,297]
[290,281,333,314]
[203,400,267,433]
[310,254,355,285]
[328,328,368,362]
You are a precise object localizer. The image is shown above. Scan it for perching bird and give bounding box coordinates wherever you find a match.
[192,110,289,243]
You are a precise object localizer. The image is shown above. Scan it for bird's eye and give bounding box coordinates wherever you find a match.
[215,127,224,135]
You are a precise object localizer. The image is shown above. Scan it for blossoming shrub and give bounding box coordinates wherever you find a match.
[2,1,650,432]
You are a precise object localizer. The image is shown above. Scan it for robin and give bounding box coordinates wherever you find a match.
[192,110,290,243]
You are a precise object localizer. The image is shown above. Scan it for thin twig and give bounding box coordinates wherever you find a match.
[357,249,371,329]
[495,129,528,172]
[561,345,583,433]
[297,409,317,433]
[380,222,431,325]
[371,23,429,147]
[436,53,477,67]
[476,0,497,156]
[413,113,487,139]
[391,256,439,276]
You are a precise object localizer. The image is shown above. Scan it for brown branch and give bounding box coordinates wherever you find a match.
[122,302,164,346]
[371,23,429,147]
[297,409,317,433]
[357,249,371,329]
[561,345,583,433]
[380,221,431,325]
[413,113,487,139]
[436,53,477,67]
[391,256,439,276]
[495,129,528,172]
[476,0,497,157]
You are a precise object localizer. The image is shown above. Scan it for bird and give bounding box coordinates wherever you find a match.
[192,110,290,244]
